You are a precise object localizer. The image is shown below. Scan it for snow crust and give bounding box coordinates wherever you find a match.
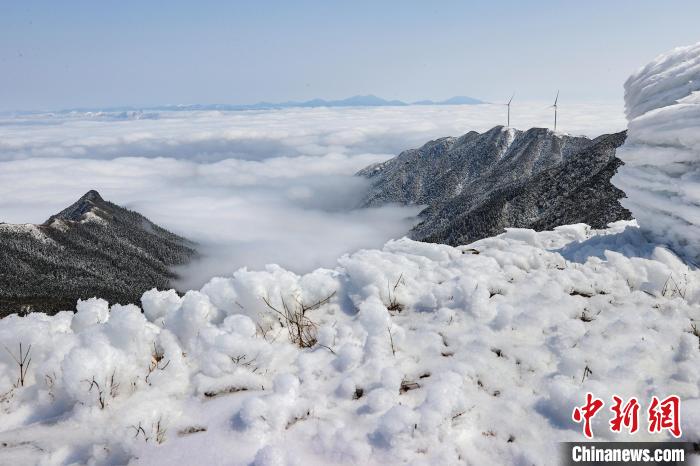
[613,42,700,265]
[1,221,699,465]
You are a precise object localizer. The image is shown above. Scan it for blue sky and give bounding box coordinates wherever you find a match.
[2,0,699,111]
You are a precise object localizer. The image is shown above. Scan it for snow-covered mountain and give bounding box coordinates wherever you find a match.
[358,126,631,244]
[0,191,195,316]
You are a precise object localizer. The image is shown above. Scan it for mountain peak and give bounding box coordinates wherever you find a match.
[79,190,104,202]
[1,190,196,314]
[47,190,108,223]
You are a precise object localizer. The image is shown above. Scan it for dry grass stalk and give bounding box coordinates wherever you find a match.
[4,342,31,387]
[262,291,336,348]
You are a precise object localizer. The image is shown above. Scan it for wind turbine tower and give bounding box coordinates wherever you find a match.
[552,90,559,132]
[506,93,514,128]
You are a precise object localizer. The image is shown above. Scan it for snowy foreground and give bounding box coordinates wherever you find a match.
[1,221,699,465]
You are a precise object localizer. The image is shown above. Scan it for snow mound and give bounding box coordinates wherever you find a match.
[613,42,700,265]
[0,221,699,465]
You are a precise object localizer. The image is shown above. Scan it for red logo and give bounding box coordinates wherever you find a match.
[572,392,604,438]
[572,394,682,438]
[648,395,681,438]
[609,396,640,434]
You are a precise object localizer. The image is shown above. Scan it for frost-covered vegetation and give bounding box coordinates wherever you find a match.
[613,41,700,265]
[0,221,699,465]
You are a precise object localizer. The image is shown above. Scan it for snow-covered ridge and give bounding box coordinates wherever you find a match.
[1,221,699,465]
[613,42,700,265]
[359,125,630,246]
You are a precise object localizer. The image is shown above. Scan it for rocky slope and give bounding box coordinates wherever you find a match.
[0,191,196,315]
[358,126,632,245]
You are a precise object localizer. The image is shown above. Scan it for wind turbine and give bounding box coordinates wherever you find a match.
[551,90,559,131]
[505,93,514,128]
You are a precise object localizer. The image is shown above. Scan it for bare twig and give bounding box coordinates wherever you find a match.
[689,323,700,350]
[146,342,170,384]
[388,326,396,357]
[317,344,337,355]
[130,422,149,441]
[256,322,279,342]
[154,417,166,444]
[581,365,593,384]
[662,273,687,299]
[230,354,260,373]
[4,342,31,387]
[386,274,405,312]
[109,370,120,398]
[399,380,420,394]
[83,376,106,409]
[178,425,207,436]
[262,291,336,348]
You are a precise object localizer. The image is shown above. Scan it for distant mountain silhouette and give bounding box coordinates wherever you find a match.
[413,96,484,105]
[49,95,485,114]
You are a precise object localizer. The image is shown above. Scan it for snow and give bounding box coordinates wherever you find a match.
[81,210,109,225]
[0,223,53,243]
[1,220,699,465]
[613,41,700,265]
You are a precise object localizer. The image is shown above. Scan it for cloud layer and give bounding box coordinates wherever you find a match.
[0,103,625,289]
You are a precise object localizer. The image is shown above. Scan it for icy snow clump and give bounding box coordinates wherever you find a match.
[613,41,700,265]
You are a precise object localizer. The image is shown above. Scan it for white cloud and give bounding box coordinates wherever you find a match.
[0,103,625,289]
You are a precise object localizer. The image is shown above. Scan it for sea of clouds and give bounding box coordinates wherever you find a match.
[0,102,625,288]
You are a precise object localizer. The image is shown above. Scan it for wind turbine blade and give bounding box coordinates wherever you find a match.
[508,93,514,105]
[554,90,559,105]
